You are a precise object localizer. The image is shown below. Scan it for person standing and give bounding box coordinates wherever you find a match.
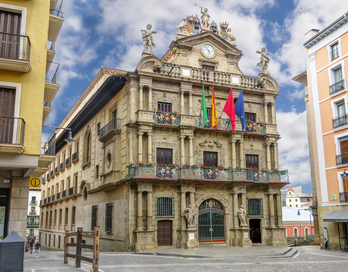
[29,239,34,254]
[35,241,41,253]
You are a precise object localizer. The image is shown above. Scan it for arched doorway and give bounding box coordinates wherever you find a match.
[198,199,225,244]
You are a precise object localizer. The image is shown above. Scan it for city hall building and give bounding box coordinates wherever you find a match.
[39,13,288,251]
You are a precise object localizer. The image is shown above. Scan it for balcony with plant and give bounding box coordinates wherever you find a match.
[154,110,180,126]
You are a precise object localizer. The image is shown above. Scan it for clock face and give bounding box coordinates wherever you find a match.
[202,44,215,57]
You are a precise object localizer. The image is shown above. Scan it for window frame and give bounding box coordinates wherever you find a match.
[327,38,341,62]
[91,205,97,231]
[328,60,346,96]
[156,197,174,218]
[105,203,113,232]
[247,198,263,217]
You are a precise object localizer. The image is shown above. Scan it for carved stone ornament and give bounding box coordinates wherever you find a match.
[195,140,226,166]
[152,141,178,164]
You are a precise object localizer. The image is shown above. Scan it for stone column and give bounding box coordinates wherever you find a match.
[139,85,143,110]
[137,190,143,231]
[128,128,133,164]
[231,139,236,169]
[181,191,186,229]
[148,86,153,111]
[147,191,153,230]
[239,140,244,168]
[138,132,143,162]
[266,141,271,170]
[233,193,239,228]
[189,91,193,115]
[190,192,195,208]
[263,100,268,123]
[189,136,194,165]
[276,194,283,227]
[181,90,185,113]
[147,133,152,163]
[180,135,185,165]
[269,193,275,228]
[241,192,247,210]
[271,102,276,124]
[274,143,279,169]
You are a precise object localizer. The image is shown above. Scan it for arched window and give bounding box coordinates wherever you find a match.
[305,227,309,237]
[294,228,298,238]
[83,128,91,164]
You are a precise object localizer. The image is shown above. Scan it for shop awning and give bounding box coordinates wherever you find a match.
[323,211,348,222]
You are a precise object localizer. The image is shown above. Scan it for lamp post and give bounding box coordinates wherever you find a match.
[42,125,75,144]
[297,208,313,236]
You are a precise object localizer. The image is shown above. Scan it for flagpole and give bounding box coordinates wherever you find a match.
[199,77,204,128]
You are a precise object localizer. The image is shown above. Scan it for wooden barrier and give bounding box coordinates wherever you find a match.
[63,226,100,272]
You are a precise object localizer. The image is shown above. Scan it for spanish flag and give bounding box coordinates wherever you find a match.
[211,85,218,129]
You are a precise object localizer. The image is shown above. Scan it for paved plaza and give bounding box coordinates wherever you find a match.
[23,245,348,272]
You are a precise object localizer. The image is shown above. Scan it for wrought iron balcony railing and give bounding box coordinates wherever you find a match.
[55,167,58,174]
[330,79,345,95]
[47,173,50,180]
[340,192,348,203]
[62,190,67,198]
[27,222,39,228]
[336,153,348,166]
[30,201,37,205]
[246,121,266,133]
[66,157,70,167]
[128,165,289,183]
[72,152,78,162]
[68,187,76,196]
[0,117,25,145]
[47,196,51,203]
[99,118,122,138]
[50,170,53,177]
[194,116,231,130]
[333,115,348,129]
[56,192,61,200]
[155,112,180,126]
[0,32,31,61]
[50,0,64,18]
[60,162,64,171]
[52,195,55,201]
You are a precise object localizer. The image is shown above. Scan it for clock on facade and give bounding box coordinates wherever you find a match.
[202,44,215,57]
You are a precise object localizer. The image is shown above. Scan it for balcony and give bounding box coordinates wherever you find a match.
[99,119,122,141]
[47,196,51,203]
[72,152,78,162]
[29,211,36,215]
[45,61,60,105]
[46,173,50,180]
[340,192,348,203]
[336,153,348,166]
[330,79,345,95]
[27,221,39,228]
[48,0,64,42]
[0,117,26,154]
[194,116,231,130]
[62,190,67,198]
[56,192,60,200]
[155,112,180,126]
[333,115,348,129]
[52,194,55,201]
[246,121,265,134]
[43,102,52,123]
[68,187,76,196]
[50,170,54,177]
[30,201,37,206]
[55,166,58,174]
[66,157,71,167]
[0,33,31,72]
[60,162,64,171]
[128,165,289,183]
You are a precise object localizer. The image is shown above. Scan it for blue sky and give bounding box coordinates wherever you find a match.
[45,0,348,193]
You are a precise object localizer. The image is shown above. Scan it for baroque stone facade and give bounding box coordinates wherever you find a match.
[40,14,288,251]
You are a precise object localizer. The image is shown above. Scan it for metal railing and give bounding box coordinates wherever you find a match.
[66,157,70,167]
[52,195,55,201]
[50,170,54,177]
[333,115,348,129]
[30,201,37,205]
[0,117,25,145]
[68,187,76,196]
[62,190,67,198]
[46,61,60,84]
[340,192,348,203]
[72,152,78,162]
[50,0,64,18]
[0,32,31,61]
[44,134,56,155]
[55,167,58,174]
[194,116,231,130]
[330,79,345,95]
[27,222,39,228]
[246,121,266,133]
[155,112,180,126]
[57,192,61,200]
[60,162,64,171]
[99,118,122,138]
[128,165,289,183]
[336,153,348,166]
[29,211,37,215]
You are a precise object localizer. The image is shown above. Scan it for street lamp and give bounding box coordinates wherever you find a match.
[343,169,348,179]
[42,125,75,144]
[297,208,313,236]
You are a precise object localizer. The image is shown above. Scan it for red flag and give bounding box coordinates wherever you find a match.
[211,85,218,129]
[223,88,236,131]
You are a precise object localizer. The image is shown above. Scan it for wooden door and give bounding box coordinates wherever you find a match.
[341,139,348,164]
[157,220,172,246]
[0,11,21,59]
[0,88,15,143]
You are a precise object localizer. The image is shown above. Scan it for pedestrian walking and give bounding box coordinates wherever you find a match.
[29,239,34,254]
[35,241,40,253]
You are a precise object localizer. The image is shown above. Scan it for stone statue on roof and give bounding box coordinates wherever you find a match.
[141,24,157,52]
[195,4,210,29]
[256,47,270,75]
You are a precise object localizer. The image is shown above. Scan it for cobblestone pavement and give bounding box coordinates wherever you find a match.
[23,246,348,272]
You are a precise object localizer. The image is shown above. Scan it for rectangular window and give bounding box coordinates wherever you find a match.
[245,112,256,122]
[330,65,345,95]
[0,88,16,143]
[95,165,99,179]
[105,203,113,232]
[333,66,343,83]
[330,42,339,60]
[202,65,215,71]
[0,10,21,59]
[246,154,258,169]
[65,208,68,225]
[339,137,348,165]
[157,148,173,165]
[157,102,172,113]
[91,205,97,230]
[71,206,76,225]
[248,198,263,216]
[156,197,174,217]
[203,151,217,167]
[59,209,62,225]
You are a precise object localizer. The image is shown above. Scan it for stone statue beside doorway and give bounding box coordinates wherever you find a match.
[238,205,248,227]
[184,205,195,227]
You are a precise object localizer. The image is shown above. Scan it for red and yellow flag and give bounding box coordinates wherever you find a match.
[211,85,218,129]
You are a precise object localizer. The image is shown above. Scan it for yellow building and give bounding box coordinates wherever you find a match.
[294,12,348,250]
[0,0,64,240]
[40,16,289,251]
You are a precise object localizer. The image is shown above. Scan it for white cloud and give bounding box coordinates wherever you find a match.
[277,110,311,186]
